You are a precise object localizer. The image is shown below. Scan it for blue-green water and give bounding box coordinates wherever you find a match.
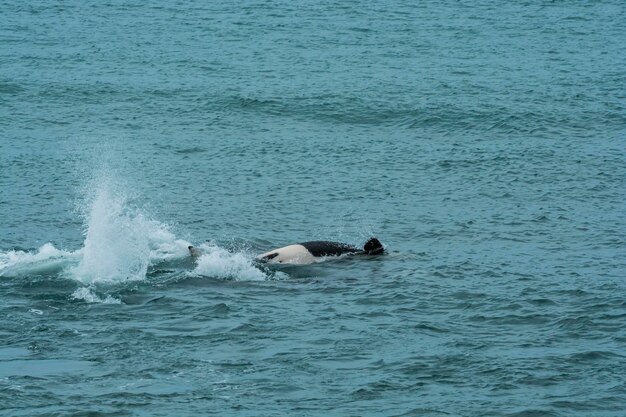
[1,1,625,416]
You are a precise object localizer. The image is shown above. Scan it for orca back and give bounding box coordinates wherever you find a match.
[299,241,360,257]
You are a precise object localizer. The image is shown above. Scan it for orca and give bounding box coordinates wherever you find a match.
[256,238,384,265]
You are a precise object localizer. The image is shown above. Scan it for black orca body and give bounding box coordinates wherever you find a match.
[257,238,384,265]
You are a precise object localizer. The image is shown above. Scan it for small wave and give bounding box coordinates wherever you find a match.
[0,243,79,277]
[224,94,423,126]
[567,350,624,362]
[174,146,207,154]
[505,410,559,417]
[0,81,25,94]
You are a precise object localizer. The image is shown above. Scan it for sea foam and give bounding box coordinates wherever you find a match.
[1,176,271,284]
[70,287,122,304]
[0,243,78,277]
[192,242,267,281]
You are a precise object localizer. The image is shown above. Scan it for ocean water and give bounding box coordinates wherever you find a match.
[1,0,625,416]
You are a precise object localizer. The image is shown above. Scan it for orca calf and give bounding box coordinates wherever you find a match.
[256,238,384,265]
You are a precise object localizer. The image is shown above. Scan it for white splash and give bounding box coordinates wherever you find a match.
[70,179,189,283]
[192,242,267,281]
[70,287,121,304]
[0,175,272,284]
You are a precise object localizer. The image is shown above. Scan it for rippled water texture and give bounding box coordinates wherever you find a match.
[1,1,625,416]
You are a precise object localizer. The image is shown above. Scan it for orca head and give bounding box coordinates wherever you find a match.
[363,238,384,255]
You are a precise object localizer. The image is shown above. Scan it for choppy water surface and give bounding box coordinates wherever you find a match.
[1,1,625,416]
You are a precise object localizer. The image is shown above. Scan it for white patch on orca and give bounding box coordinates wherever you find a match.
[257,244,318,265]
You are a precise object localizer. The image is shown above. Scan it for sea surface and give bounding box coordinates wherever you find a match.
[1,1,625,416]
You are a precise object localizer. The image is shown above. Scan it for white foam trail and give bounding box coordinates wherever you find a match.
[1,176,272,283]
[70,287,121,304]
[0,243,80,277]
[192,243,267,281]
